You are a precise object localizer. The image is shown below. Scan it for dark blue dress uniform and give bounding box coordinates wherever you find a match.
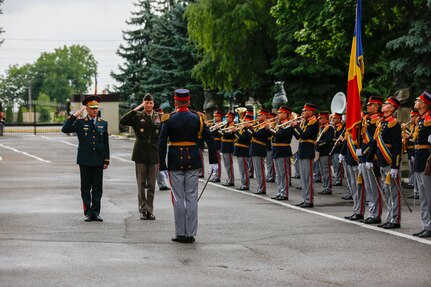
[234,126,252,190]
[316,121,335,194]
[221,119,236,185]
[271,126,294,158]
[413,113,431,173]
[61,95,110,221]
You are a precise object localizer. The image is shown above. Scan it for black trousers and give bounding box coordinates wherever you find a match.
[79,165,104,216]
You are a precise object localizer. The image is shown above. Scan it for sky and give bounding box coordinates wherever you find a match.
[0,0,136,93]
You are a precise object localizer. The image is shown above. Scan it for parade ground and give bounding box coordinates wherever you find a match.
[0,134,430,287]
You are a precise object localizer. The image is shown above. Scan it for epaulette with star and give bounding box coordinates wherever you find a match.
[161,112,174,123]
[387,117,398,128]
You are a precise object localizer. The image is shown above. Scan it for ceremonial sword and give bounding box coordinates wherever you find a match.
[198,170,214,202]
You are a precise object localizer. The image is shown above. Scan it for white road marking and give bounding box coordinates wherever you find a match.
[201,180,431,246]
[41,136,133,163]
[0,155,2,160]
[0,143,51,163]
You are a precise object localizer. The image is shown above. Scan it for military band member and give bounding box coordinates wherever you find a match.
[248,109,271,194]
[221,111,236,186]
[412,91,431,238]
[159,88,218,243]
[269,106,294,200]
[62,95,109,222]
[120,93,160,220]
[233,114,254,190]
[291,103,319,208]
[245,106,255,178]
[210,110,224,183]
[358,96,383,224]
[316,112,335,195]
[265,112,277,182]
[403,109,419,198]
[331,113,344,186]
[366,96,402,229]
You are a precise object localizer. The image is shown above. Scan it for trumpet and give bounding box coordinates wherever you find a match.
[253,117,277,129]
[209,120,226,131]
[275,114,302,129]
[205,120,215,126]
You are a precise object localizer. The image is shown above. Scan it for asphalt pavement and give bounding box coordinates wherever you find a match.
[0,134,430,287]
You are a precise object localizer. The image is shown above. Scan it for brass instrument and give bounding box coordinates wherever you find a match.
[220,119,257,131]
[235,107,247,121]
[209,120,226,131]
[253,117,277,129]
[401,119,413,153]
[205,120,215,126]
[275,113,301,129]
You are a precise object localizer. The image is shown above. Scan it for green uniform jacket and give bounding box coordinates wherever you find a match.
[62,115,110,167]
[120,110,161,165]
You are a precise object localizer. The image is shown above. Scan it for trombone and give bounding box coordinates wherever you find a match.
[209,120,226,131]
[253,117,277,129]
[220,119,257,132]
[275,114,302,129]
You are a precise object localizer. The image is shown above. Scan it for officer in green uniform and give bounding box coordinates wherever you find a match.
[120,93,161,220]
[62,95,110,222]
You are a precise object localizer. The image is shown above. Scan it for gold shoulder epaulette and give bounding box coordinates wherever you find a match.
[370,117,378,124]
[308,118,318,126]
[161,113,170,122]
[424,115,431,127]
[387,118,398,128]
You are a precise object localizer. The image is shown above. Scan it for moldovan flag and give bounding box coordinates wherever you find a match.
[346,0,364,141]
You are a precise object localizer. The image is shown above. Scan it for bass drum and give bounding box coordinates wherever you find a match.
[291,137,299,155]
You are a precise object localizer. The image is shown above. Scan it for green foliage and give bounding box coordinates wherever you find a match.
[37,93,52,123]
[5,107,13,123]
[0,0,4,46]
[17,105,24,124]
[0,64,34,105]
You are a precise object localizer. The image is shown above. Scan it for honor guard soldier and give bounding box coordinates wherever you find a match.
[316,112,335,195]
[245,106,255,178]
[265,112,277,182]
[120,93,161,220]
[358,96,383,224]
[331,113,345,186]
[233,114,254,190]
[403,109,419,198]
[159,88,218,243]
[209,110,224,183]
[366,96,402,229]
[221,111,236,186]
[62,95,110,222]
[412,91,431,238]
[291,103,319,207]
[248,109,271,194]
[269,106,294,200]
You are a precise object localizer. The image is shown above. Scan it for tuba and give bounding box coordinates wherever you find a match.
[235,107,247,122]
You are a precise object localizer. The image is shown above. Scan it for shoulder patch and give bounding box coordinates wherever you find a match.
[161,114,170,122]
[387,118,398,128]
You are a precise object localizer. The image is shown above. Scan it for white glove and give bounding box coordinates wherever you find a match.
[161,170,168,178]
[411,156,415,162]
[365,162,373,170]
[210,164,218,174]
[358,163,363,175]
[428,135,431,144]
[390,168,399,178]
[338,154,345,162]
[356,149,362,156]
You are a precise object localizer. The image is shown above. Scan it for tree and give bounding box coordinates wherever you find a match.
[0,64,34,105]
[0,0,4,46]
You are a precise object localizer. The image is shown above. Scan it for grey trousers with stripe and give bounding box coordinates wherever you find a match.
[332,153,343,185]
[360,164,382,219]
[274,157,290,197]
[236,156,250,189]
[299,159,313,204]
[169,169,199,237]
[252,156,266,193]
[346,165,364,215]
[266,150,275,180]
[222,152,234,185]
[320,155,332,192]
[380,165,401,224]
[415,172,431,230]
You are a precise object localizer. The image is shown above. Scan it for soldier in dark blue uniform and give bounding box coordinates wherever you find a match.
[62,95,110,222]
[331,113,344,186]
[403,109,419,198]
[265,112,277,182]
[248,109,271,194]
[220,111,236,186]
[412,91,431,238]
[159,89,218,243]
[269,106,294,200]
[316,112,335,195]
[366,96,402,229]
[209,110,224,183]
[291,103,319,208]
[233,114,254,190]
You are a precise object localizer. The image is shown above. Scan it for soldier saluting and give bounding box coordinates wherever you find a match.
[120,93,160,220]
[62,95,110,222]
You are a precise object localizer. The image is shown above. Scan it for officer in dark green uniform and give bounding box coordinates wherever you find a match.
[62,95,110,222]
[120,93,161,220]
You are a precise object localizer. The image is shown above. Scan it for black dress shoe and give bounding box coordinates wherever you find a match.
[84,214,92,222]
[140,213,146,220]
[210,178,221,183]
[377,222,390,228]
[383,222,400,229]
[349,214,364,221]
[172,236,187,243]
[93,215,103,222]
[300,202,314,208]
[363,217,381,224]
[236,187,249,191]
[159,186,170,191]
[266,178,275,182]
[146,212,156,220]
[341,195,353,200]
[333,183,342,186]
[276,196,288,201]
[412,229,426,236]
[222,182,234,186]
[295,202,305,207]
[292,175,300,179]
[318,191,332,195]
[408,194,419,199]
[253,191,266,195]
[185,236,195,243]
[295,186,302,190]
[418,230,431,238]
[344,214,354,220]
